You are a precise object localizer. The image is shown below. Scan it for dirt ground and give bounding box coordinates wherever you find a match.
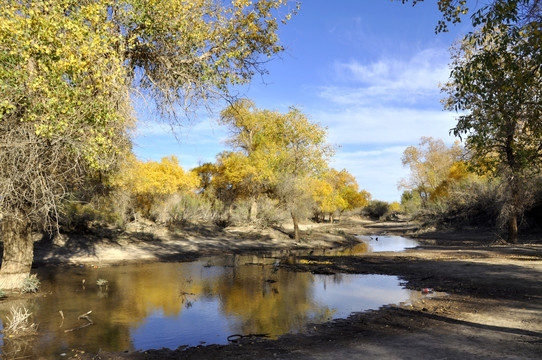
[26,218,542,358]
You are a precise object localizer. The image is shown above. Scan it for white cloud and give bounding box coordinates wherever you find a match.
[322,48,450,106]
[315,107,458,147]
[313,48,459,201]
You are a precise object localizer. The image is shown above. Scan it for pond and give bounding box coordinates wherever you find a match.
[355,235,420,252]
[0,251,423,358]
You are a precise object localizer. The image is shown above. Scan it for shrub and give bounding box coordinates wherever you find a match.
[20,274,40,294]
[400,190,423,216]
[151,192,223,226]
[424,176,501,228]
[363,200,390,219]
[107,189,134,228]
[228,197,288,227]
[2,306,38,337]
[60,195,124,231]
[228,201,250,225]
[254,197,288,227]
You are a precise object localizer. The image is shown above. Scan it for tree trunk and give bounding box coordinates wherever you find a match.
[291,213,299,241]
[0,218,34,290]
[508,213,518,244]
[504,134,520,244]
[248,198,258,222]
[227,203,234,221]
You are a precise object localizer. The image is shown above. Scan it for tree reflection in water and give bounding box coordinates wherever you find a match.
[0,254,415,358]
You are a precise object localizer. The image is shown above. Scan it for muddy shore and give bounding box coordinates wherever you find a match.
[10,218,542,358]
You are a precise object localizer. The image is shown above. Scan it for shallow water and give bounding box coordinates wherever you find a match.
[355,235,419,252]
[0,252,422,357]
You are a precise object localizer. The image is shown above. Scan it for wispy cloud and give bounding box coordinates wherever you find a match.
[321,48,450,106]
[315,107,457,146]
[313,48,458,201]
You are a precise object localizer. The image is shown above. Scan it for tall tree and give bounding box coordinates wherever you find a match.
[0,0,296,289]
[311,169,369,223]
[218,100,277,219]
[402,0,542,241]
[442,25,542,242]
[264,106,335,240]
[219,100,334,240]
[399,137,462,207]
[0,0,132,289]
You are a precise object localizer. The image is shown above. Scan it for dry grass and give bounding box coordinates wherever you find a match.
[2,306,38,337]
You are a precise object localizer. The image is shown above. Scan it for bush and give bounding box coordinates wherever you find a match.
[420,176,501,228]
[228,197,288,227]
[255,197,288,227]
[2,306,38,337]
[60,195,124,231]
[400,190,423,216]
[227,201,250,225]
[20,274,40,294]
[151,192,224,226]
[363,200,390,219]
[108,189,134,228]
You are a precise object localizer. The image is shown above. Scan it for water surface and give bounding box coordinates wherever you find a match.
[355,235,419,252]
[0,254,421,357]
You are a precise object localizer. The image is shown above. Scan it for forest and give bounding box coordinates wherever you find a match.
[1,1,542,358]
[0,0,541,285]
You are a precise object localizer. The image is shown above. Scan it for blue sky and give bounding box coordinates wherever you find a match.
[134,1,472,202]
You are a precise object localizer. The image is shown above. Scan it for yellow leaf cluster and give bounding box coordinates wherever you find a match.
[216,100,335,205]
[311,168,369,216]
[0,0,131,170]
[400,137,463,204]
[113,155,200,196]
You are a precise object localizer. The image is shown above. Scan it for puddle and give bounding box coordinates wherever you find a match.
[0,254,423,357]
[355,235,419,252]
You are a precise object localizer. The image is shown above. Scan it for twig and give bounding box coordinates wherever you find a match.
[78,310,93,321]
[64,310,93,333]
[59,310,64,328]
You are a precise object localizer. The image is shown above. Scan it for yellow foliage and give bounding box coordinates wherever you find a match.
[217,100,335,210]
[191,162,218,192]
[400,137,463,205]
[431,161,473,201]
[114,155,199,195]
[389,201,401,213]
[0,0,131,170]
[311,169,369,216]
[297,259,332,265]
[310,178,336,214]
[111,155,199,216]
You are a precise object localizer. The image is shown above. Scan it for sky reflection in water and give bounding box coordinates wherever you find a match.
[0,252,420,357]
[356,235,419,252]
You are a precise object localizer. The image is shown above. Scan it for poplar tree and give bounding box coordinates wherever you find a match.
[0,0,296,289]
